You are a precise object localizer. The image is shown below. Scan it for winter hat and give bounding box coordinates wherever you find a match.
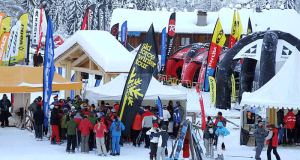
[105,103,110,107]
[114,102,119,105]
[83,115,88,119]
[153,123,159,128]
[163,105,167,108]
[161,125,167,131]
[97,118,101,122]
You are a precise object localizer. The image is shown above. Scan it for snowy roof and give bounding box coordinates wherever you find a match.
[111,8,300,38]
[240,52,300,109]
[54,30,134,73]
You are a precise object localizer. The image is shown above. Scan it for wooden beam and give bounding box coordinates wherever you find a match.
[69,54,83,59]
[54,44,80,65]
[72,54,89,67]
[73,67,103,75]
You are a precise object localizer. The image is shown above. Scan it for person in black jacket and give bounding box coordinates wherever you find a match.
[33,53,38,67]
[0,94,11,127]
[37,53,43,67]
[34,104,45,141]
[152,125,169,160]
[50,104,62,145]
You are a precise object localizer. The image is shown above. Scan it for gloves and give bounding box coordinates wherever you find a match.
[156,129,159,132]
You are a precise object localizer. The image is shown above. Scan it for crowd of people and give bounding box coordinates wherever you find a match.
[27,94,183,159]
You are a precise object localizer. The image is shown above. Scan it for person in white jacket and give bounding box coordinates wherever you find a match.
[146,123,160,160]
[162,105,171,127]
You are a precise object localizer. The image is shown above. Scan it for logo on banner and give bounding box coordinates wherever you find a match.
[111,27,119,36]
[281,45,292,59]
[216,30,224,44]
[168,19,175,37]
[245,44,257,54]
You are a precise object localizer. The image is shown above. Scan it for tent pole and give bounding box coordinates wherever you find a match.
[23,93,25,129]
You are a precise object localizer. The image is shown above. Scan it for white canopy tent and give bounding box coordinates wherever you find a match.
[85,73,187,107]
[240,51,300,109]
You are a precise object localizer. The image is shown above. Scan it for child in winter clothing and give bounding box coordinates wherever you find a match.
[146,123,161,160]
[204,121,216,158]
[253,120,267,160]
[215,122,230,160]
[33,104,44,141]
[152,125,169,160]
[266,124,281,160]
[110,116,125,156]
[94,118,108,156]
[65,115,78,153]
[79,115,93,154]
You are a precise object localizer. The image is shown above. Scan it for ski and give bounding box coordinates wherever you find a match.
[174,119,189,160]
[167,122,184,160]
[136,130,142,145]
[190,124,206,160]
[226,155,253,158]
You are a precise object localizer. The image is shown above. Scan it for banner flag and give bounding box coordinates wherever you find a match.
[158,97,163,118]
[110,23,119,39]
[32,9,40,45]
[0,12,5,31]
[208,76,216,106]
[43,16,55,127]
[121,21,127,46]
[228,11,236,50]
[162,12,176,75]
[0,17,11,37]
[87,4,96,30]
[94,79,101,87]
[3,21,21,66]
[36,6,47,55]
[203,19,226,91]
[81,8,88,30]
[0,33,10,65]
[247,17,253,35]
[71,74,75,100]
[17,13,29,62]
[160,27,166,72]
[236,11,243,41]
[231,74,236,102]
[196,85,206,130]
[119,24,158,137]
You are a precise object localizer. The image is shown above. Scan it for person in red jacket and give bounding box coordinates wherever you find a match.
[79,115,93,154]
[94,118,108,156]
[266,124,281,160]
[114,102,120,113]
[283,109,296,146]
[132,110,143,147]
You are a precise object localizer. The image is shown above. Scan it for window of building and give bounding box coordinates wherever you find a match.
[180,37,190,46]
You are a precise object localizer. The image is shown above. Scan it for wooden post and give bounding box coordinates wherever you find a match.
[75,71,82,97]
[64,61,72,98]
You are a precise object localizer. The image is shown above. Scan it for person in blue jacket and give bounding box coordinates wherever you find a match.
[172,105,181,138]
[215,122,230,160]
[110,116,125,156]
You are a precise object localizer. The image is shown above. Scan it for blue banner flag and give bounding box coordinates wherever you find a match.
[58,67,62,76]
[43,16,55,128]
[121,21,127,45]
[70,74,75,100]
[161,27,166,70]
[94,79,101,87]
[158,97,163,118]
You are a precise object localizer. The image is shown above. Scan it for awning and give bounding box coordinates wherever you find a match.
[0,66,82,93]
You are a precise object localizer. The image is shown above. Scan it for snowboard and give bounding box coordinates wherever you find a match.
[183,132,189,158]
[190,124,206,160]
[167,123,183,160]
[174,119,189,160]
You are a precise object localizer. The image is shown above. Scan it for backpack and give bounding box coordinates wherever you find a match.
[115,121,120,132]
[217,116,227,127]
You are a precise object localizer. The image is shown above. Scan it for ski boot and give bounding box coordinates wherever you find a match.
[116,152,120,156]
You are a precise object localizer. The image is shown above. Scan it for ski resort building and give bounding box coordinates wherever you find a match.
[54,30,134,98]
[111,8,300,53]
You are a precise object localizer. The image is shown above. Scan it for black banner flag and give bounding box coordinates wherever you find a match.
[110,23,119,39]
[247,17,252,35]
[161,12,176,74]
[119,24,158,137]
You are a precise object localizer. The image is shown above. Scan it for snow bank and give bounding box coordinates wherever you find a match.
[111,8,300,38]
[54,30,134,73]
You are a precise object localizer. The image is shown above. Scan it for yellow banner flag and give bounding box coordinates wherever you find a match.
[211,19,226,47]
[17,13,29,62]
[0,16,10,38]
[208,76,216,105]
[231,74,236,102]
[0,33,10,65]
[236,11,243,40]
[231,11,237,38]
